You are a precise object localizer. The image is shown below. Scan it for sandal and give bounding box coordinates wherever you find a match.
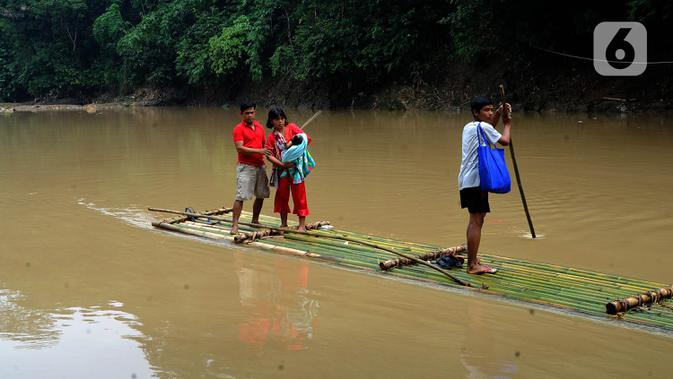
[434,255,463,269]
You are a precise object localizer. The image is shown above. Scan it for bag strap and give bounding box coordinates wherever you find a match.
[476,122,492,147]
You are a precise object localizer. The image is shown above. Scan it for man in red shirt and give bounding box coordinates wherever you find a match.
[231,102,270,234]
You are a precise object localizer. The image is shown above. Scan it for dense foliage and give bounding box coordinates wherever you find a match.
[0,0,670,102]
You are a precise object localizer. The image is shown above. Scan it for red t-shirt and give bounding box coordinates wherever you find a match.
[265,123,312,158]
[232,120,265,166]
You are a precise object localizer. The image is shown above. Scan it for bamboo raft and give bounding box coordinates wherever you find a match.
[151,207,673,335]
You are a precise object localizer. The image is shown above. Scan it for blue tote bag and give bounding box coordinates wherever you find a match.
[477,122,511,194]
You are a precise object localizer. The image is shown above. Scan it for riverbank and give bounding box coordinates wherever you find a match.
[355,61,673,113]
[0,103,118,114]
[4,63,672,114]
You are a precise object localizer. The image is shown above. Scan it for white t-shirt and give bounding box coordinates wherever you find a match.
[457,121,502,190]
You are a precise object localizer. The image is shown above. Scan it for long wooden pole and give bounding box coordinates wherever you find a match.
[499,84,536,238]
[300,110,322,130]
[148,207,473,287]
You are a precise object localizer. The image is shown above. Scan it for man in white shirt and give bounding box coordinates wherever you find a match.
[457,97,512,274]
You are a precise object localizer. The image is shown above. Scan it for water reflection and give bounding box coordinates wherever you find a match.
[237,258,319,351]
[459,302,520,378]
[0,289,59,349]
[0,289,154,378]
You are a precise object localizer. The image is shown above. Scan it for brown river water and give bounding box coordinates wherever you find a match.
[1,108,672,378]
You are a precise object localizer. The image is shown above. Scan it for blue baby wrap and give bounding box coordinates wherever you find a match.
[281,133,316,184]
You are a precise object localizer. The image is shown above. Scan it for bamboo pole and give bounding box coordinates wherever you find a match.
[379,245,467,270]
[493,262,653,294]
[496,258,663,292]
[605,287,673,315]
[283,232,398,263]
[163,207,233,224]
[184,219,329,240]
[499,84,536,238]
[232,221,331,242]
[149,207,329,231]
[300,110,322,130]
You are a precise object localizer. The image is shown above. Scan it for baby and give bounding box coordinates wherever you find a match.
[290,134,303,147]
[281,133,315,185]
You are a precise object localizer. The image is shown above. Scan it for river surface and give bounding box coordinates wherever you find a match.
[1,107,672,378]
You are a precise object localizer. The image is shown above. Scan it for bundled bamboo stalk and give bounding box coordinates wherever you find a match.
[233,221,331,243]
[605,286,673,315]
[379,245,467,270]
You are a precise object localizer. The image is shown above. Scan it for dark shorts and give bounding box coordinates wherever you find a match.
[460,187,490,214]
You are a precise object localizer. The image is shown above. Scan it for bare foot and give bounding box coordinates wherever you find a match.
[250,220,261,226]
[297,227,307,232]
[467,264,497,275]
[230,226,238,235]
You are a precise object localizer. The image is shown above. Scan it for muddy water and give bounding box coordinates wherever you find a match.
[1,108,672,378]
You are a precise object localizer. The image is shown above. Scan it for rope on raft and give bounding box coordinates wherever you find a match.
[379,245,467,270]
[656,302,673,312]
[606,286,673,315]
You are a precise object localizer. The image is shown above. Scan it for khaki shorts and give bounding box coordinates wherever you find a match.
[236,164,270,201]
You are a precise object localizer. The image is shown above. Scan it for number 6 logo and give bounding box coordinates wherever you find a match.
[594,22,647,76]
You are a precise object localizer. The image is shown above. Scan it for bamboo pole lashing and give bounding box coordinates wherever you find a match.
[605,286,673,315]
[233,221,331,243]
[379,245,467,270]
[148,207,330,231]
